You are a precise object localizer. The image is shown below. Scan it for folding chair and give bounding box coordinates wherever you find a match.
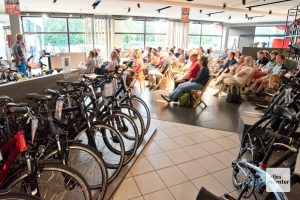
[191,78,212,108]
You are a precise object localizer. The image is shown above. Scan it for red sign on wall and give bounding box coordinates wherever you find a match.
[181,8,190,23]
[5,0,20,15]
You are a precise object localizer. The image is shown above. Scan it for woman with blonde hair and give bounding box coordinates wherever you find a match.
[214,56,255,97]
[85,50,97,74]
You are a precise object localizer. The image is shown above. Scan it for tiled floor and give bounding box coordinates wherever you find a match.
[111,119,242,200]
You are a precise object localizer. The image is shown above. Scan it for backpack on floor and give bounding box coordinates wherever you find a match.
[179,92,192,107]
[226,85,242,104]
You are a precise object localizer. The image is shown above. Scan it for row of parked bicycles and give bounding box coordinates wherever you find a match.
[199,72,300,199]
[0,63,150,200]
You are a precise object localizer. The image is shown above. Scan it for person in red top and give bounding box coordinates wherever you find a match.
[174,50,200,88]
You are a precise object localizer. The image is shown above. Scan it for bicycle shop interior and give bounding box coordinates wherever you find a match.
[0,0,300,200]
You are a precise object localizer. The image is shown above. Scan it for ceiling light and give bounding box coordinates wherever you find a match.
[228,16,231,20]
[208,14,211,17]
[42,14,48,18]
[26,13,30,16]
[199,10,202,13]
[137,3,140,8]
[127,17,132,21]
[242,0,246,5]
[92,0,101,9]
[128,7,131,12]
[186,0,194,1]
[245,14,248,18]
[53,0,57,3]
[69,14,73,17]
[248,7,251,11]
[269,10,272,14]
[223,3,226,9]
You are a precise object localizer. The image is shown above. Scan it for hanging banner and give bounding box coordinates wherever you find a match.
[181,7,190,23]
[5,0,20,15]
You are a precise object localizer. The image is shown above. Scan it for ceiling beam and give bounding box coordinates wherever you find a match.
[123,0,286,17]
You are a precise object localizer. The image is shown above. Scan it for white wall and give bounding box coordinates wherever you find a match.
[0,22,7,59]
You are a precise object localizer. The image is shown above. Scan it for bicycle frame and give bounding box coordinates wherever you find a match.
[0,131,28,182]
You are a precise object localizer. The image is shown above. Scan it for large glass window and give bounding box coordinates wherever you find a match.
[115,34,144,49]
[114,20,144,33]
[23,17,67,32]
[145,21,167,34]
[255,27,285,35]
[188,36,201,49]
[188,22,223,51]
[146,35,166,48]
[189,23,201,35]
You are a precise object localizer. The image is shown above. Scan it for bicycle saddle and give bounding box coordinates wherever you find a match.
[273,105,299,125]
[56,80,72,87]
[26,93,53,102]
[0,96,13,103]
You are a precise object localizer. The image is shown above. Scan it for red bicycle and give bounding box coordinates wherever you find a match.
[0,96,91,200]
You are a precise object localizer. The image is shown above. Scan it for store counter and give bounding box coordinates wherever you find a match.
[0,70,81,102]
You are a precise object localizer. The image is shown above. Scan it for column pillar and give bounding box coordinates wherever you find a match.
[9,15,22,43]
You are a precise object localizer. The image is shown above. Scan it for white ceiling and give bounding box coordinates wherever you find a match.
[13,0,300,24]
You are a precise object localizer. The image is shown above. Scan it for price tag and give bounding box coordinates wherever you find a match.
[54,100,64,121]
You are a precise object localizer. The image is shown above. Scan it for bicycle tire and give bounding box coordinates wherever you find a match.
[119,105,145,147]
[44,142,108,195]
[0,192,40,200]
[2,162,92,200]
[100,112,139,165]
[121,95,151,134]
[76,124,125,183]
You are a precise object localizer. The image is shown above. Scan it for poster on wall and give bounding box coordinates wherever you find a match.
[5,0,20,15]
[181,7,190,23]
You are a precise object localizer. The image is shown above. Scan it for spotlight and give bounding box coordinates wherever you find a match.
[248,7,251,11]
[137,3,140,8]
[200,10,202,13]
[53,0,57,3]
[208,13,211,17]
[269,10,272,14]
[242,0,246,5]
[128,7,131,12]
[228,16,231,20]
[158,10,160,13]
[245,14,248,18]
[92,0,102,9]
[223,3,226,9]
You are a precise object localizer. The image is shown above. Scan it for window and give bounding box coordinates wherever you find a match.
[146,35,167,48]
[188,36,201,49]
[114,20,144,33]
[69,19,86,32]
[70,34,86,52]
[189,23,201,35]
[145,21,167,34]
[25,34,68,58]
[255,27,285,35]
[23,17,67,32]
[201,36,222,50]
[115,34,144,50]
[202,24,223,35]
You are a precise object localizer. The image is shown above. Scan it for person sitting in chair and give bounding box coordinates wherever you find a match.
[173,50,200,88]
[214,56,255,97]
[161,56,210,103]
[213,52,237,77]
[94,51,118,75]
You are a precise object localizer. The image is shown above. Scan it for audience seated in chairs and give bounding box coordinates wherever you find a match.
[161,56,210,103]
[85,50,97,74]
[245,54,286,97]
[255,50,269,68]
[148,51,172,89]
[94,51,119,75]
[214,56,255,97]
[214,51,238,77]
[174,50,200,88]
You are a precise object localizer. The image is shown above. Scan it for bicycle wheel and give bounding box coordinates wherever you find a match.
[44,142,108,196]
[3,163,91,200]
[76,124,125,183]
[121,95,151,134]
[0,192,40,200]
[232,147,254,189]
[119,105,145,147]
[100,112,139,165]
